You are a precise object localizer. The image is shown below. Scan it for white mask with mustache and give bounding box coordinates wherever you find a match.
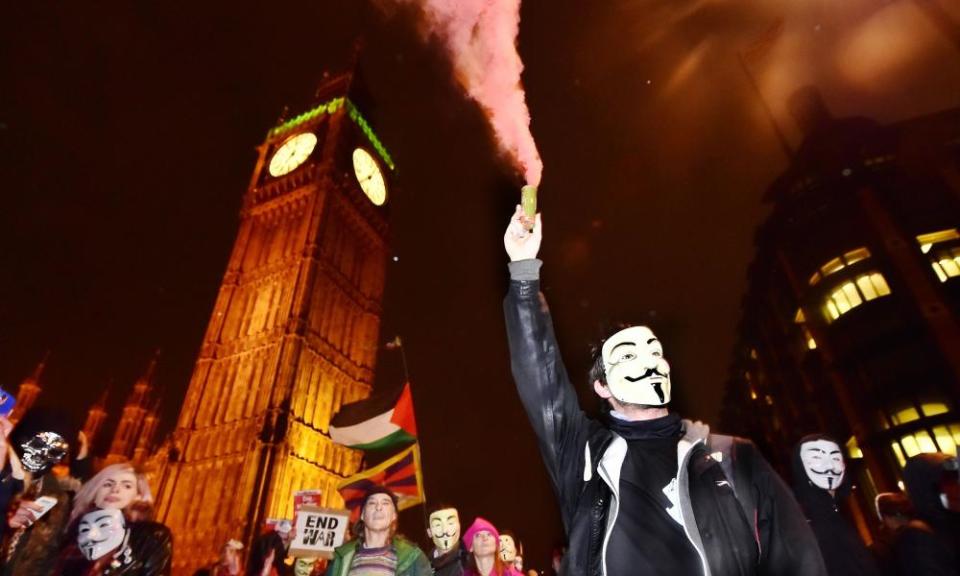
[601,326,672,406]
[77,508,126,561]
[428,508,460,554]
[801,439,846,491]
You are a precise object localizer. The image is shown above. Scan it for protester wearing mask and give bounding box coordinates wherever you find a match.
[502,206,825,576]
[427,505,465,576]
[2,407,80,576]
[325,486,430,576]
[496,531,523,576]
[895,453,960,575]
[55,462,172,575]
[59,506,171,575]
[791,434,880,576]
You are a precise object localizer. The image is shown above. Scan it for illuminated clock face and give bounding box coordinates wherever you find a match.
[352,148,387,206]
[268,132,317,177]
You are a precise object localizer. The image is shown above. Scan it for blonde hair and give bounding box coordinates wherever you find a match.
[70,462,154,525]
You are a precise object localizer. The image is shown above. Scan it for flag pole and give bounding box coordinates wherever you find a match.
[385,336,430,529]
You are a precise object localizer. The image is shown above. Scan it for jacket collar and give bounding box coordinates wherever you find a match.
[596,418,710,496]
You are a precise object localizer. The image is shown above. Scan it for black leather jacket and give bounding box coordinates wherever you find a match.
[59,521,173,576]
[503,260,826,576]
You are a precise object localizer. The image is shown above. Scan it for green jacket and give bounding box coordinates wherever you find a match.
[325,536,432,576]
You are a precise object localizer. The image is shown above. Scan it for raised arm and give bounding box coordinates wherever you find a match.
[503,206,593,521]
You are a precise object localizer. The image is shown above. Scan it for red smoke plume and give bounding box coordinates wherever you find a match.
[386,0,543,186]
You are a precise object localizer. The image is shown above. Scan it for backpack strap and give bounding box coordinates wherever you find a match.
[710,435,759,547]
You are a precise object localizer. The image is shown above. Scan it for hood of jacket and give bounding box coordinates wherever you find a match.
[903,452,959,529]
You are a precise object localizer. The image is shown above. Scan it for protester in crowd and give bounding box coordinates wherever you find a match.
[55,462,172,575]
[58,506,172,575]
[69,462,156,526]
[791,434,880,576]
[0,415,22,546]
[869,492,913,576]
[2,406,80,576]
[497,531,519,574]
[325,486,430,576]
[193,538,244,576]
[894,452,960,576]
[502,205,826,576]
[461,517,518,576]
[427,504,465,576]
[246,531,288,576]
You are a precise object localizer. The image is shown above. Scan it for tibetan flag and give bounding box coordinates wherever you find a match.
[329,382,417,451]
[337,443,425,522]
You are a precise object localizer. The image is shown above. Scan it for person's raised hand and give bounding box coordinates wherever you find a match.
[503,205,542,262]
[8,500,42,529]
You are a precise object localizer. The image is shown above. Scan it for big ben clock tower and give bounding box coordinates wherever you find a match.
[155,73,394,574]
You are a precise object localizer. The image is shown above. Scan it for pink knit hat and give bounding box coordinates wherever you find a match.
[463,517,500,552]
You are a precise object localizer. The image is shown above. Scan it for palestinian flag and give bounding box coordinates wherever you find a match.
[329,382,418,451]
[338,443,425,522]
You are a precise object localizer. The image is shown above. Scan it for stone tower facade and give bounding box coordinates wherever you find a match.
[82,388,109,448]
[11,356,46,424]
[154,73,392,574]
[106,354,160,463]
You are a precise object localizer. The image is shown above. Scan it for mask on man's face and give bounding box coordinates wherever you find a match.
[293,558,316,576]
[19,431,69,474]
[499,535,517,563]
[428,508,460,553]
[601,326,672,406]
[800,439,845,491]
[77,508,126,561]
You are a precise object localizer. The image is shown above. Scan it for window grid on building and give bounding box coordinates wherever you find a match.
[822,272,891,322]
[916,228,960,282]
[883,400,956,467]
[809,247,872,286]
[931,247,960,282]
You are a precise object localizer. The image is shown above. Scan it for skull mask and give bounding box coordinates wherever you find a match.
[19,431,69,474]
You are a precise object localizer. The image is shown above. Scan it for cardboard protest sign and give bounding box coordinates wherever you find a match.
[288,506,350,559]
[293,489,323,526]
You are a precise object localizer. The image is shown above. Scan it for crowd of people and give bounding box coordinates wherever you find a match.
[0,207,956,576]
[0,406,172,575]
[500,206,960,576]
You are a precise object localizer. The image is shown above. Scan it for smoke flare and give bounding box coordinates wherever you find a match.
[386,0,543,185]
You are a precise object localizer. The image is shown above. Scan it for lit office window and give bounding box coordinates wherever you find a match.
[794,309,817,349]
[822,272,891,322]
[847,436,863,459]
[931,248,960,282]
[886,403,949,427]
[917,229,960,282]
[917,228,959,254]
[886,400,958,467]
[809,247,872,286]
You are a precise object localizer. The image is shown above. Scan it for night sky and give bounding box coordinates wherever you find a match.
[2,0,958,569]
